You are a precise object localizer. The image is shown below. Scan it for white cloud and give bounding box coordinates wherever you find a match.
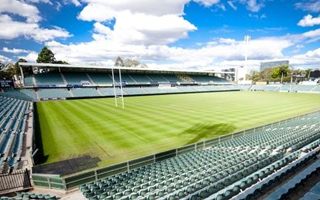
[25,0,53,4]
[298,15,320,27]
[93,22,112,36]
[2,47,31,54]
[94,13,196,45]
[193,0,220,7]
[248,13,266,19]
[41,34,291,69]
[295,0,320,13]
[0,0,71,42]
[290,48,320,67]
[39,26,320,70]
[78,0,189,21]
[78,0,196,46]
[69,0,81,7]
[0,14,71,42]
[239,0,265,12]
[0,0,41,23]
[23,51,38,62]
[32,26,71,42]
[301,28,320,38]
[227,1,237,10]
[0,54,12,63]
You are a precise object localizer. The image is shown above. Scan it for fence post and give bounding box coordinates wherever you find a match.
[63,178,67,190]
[127,161,130,172]
[47,177,51,189]
[25,169,32,188]
[95,170,98,181]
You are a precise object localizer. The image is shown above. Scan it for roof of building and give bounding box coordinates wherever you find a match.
[18,62,235,74]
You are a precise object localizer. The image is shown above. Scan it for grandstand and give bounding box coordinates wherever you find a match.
[14,63,235,101]
[0,96,32,173]
[20,63,231,86]
[0,63,320,200]
[250,84,320,93]
[78,112,320,200]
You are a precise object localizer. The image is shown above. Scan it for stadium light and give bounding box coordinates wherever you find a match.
[244,35,250,81]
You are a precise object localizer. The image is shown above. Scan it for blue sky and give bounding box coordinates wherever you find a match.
[0,0,320,70]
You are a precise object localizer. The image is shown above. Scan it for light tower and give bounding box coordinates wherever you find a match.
[244,35,250,81]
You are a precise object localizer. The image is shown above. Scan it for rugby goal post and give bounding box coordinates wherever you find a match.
[111,67,125,109]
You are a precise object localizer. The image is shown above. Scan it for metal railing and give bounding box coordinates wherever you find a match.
[0,169,32,194]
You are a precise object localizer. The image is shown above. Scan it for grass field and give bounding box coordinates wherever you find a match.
[37,91,320,167]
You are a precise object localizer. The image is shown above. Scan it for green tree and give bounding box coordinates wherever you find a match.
[0,61,4,70]
[115,56,124,67]
[305,69,312,79]
[279,65,289,83]
[270,65,290,83]
[37,47,56,63]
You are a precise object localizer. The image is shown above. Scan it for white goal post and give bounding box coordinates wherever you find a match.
[111,67,125,109]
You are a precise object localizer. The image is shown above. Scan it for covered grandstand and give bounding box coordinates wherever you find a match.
[12,63,237,101]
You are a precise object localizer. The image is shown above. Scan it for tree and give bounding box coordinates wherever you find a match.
[37,47,56,63]
[0,63,16,79]
[305,69,312,79]
[115,56,124,67]
[270,65,290,83]
[279,65,289,83]
[114,56,148,68]
[123,58,140,67]
[0,61,4,71]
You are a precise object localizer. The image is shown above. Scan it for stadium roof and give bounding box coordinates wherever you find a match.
[18,62,235,74]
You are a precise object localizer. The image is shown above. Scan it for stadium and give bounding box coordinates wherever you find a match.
[1,1,320,200]
[0,61,319,200]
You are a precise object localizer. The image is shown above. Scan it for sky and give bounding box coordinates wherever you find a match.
[0,0,320,70]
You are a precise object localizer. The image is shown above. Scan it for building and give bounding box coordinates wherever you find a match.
[310,70,320,79]
[260,60,289,71]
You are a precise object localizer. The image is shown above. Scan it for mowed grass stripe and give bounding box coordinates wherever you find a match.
[37,92,320,167]
[74,100,150,144]
[78,100,178,142]
[66,98,185,161]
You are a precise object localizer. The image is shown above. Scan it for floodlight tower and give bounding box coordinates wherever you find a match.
[244,35,250,81]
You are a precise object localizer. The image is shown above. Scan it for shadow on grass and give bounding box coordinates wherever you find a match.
[33,103,49,164]
[181,122,237,145]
